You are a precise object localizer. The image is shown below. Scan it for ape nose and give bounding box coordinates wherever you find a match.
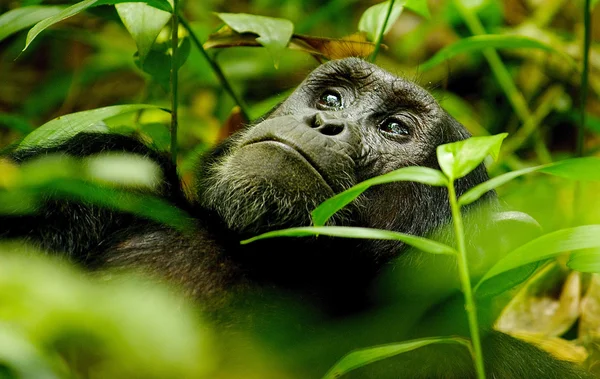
[309,112,345,136]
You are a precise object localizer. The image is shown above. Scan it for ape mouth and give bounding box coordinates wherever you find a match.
[243,139,336,192]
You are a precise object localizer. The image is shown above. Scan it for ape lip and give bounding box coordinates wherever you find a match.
[244,138,337,193]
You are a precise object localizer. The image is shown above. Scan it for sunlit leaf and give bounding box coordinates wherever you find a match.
[18,104,165,149]
[84,154,162,189]
[0,5,64,43]
[24,0,97,51]
[241,226,456,255]
[311,167,447,226]
[568,250,600,273]
[477,225,600,288]
[541,157,600,181]
[216,13,293,68]
[420,35,577,71]
[437,134,507,181]
[116,0,173,64]
[358,1,404,42]
[22,0,173,51]
[405,0,431,19]
[321,337,470,379]
[459,158,600,206]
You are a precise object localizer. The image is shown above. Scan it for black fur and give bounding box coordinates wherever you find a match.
[0,58,593,378]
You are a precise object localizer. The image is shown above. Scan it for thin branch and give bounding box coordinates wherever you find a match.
[179,15,251,122]
[370,0,395,62]
[169,0,180,163]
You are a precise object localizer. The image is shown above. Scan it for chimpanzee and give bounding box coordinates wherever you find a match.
[0,58,593,378]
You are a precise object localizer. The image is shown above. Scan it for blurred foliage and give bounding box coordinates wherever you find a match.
[1,0,600,377]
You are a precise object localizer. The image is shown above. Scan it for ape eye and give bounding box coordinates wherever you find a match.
[380,118,411,137]
[317,90,343,109]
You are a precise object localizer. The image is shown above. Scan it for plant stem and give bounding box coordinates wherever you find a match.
[179,15,251,122]
[447,182,486,379]
[370,0,395,62]
[169,0,179,163]
[578,0,591,157]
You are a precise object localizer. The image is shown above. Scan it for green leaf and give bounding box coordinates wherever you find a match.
[241,226,456,255]
[116,0,173,64]
[540,157,600,181]
[98,0,173,12]
[22,0,173,52]
[420,35,577,71]
[216,13,293,68]
[477,225,600,288]
[405,0,431,19]
[311,167,447,227]
[18,104,165,149]
[321,337,470,379]
[134,37,190,89]
[459,157,600,206]
[45,179,193,230]
[568,250,600,273]
[24,0,98,51]
[437,134,507,181]
[358,1,404,42]
[0,5,65,43]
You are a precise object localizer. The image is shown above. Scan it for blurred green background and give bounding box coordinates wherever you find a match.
[1,0,600,377]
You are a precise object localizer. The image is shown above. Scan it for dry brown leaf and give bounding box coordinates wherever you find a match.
[204,27,377,61]
[495,263,581,337]
[504,330,588,363]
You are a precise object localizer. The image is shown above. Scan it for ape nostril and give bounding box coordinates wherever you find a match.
[319,124,344,136]
[308,113,345,135]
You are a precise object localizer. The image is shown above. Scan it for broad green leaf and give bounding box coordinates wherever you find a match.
[18,104,165,149]
[420,35,577,71]
[23,0,173,51]
[216,13,293,68]
[0,5,64,43]
[321,337,470,379]
[437,134,507,181]
[358,1,404,42]
[477,225,600,288]
[592,0,599,9]
[241,226,456,255]
[311,166,447,226]
[540,157,600,181]
[459,157,600,206]
[405,0,431,19]
[116,0,173,64]
[24,0,98,51]
[568,250,600,273]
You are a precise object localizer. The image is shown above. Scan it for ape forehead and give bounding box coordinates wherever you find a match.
[306,58,435,108]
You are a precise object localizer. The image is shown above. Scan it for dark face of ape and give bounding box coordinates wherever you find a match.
[197,58,486,251]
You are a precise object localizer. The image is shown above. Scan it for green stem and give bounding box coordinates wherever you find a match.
[578,0,591,157]
[447,182,486,379]
[179,15,251,122]
[370,0,395,62]
[169,0,179,163]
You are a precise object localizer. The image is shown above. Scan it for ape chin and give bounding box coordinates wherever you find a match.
[1,58,593,379]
